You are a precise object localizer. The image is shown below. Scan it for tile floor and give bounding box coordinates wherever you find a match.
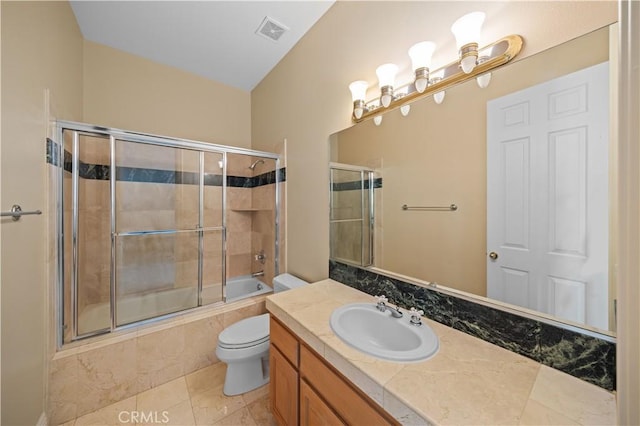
[59,363,275,426]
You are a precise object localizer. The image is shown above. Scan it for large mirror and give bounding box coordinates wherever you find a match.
[330,25,616,335]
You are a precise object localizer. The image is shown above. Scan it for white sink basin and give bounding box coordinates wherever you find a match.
[329,303,439,363]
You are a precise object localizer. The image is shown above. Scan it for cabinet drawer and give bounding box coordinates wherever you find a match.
[270,316,299,367]
[300,346,397,426]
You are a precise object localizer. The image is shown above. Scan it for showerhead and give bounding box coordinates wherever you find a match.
[249,159,265,170]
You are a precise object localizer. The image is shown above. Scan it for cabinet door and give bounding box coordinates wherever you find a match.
[270,346,298,426]
[300,346,397,425]
[300,379,346,426]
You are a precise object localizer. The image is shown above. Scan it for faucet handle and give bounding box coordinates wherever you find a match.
[409,307,424,326]
[375,295,388,304]
[375,295,388,311]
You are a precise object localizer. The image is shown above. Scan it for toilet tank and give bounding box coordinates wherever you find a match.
[273,273,308,293]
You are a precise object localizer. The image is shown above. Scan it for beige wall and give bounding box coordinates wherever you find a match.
[1,1,84,424]
[251,1,617,284]
[83,40,251,148]
[334,27,610,297]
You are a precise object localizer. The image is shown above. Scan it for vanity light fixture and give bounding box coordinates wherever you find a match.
[451,12,486,74]
[347,13,523,123]
[376,63,399,108]
[349,80,369,119]
[408,41,436,93]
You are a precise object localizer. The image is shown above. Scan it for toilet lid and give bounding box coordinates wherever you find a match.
[218,313,270,348]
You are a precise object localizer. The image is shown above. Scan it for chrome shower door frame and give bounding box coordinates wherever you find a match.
[55,120,280,347]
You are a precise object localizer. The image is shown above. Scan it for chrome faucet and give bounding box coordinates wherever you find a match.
[374,295,403,318]
[251,271,264,278]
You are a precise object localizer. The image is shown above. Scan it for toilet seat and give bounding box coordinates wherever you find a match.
[217,313,269,349]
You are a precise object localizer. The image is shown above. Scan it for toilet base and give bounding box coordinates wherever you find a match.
[222,353,270,396]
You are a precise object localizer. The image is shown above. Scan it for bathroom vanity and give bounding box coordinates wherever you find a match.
[266,279,616,425]
[270,315,399,425]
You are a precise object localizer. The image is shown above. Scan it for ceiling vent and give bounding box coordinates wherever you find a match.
[255,16,288,42]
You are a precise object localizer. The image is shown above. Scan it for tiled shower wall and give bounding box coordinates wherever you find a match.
[226,152,280,285]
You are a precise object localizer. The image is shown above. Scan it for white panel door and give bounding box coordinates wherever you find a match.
[487,62,609,330]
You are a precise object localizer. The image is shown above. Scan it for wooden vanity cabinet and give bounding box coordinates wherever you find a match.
[270,318,299,426]
[269,316,399,426]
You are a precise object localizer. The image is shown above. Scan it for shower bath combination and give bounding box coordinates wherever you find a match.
[52,120,281,345]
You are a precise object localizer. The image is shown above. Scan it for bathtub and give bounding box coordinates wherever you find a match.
[225,275,273,301]
[78,276,272,335]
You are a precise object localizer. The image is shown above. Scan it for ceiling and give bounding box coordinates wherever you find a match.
[70,1,335,92]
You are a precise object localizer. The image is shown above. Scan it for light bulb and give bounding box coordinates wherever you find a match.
[349,80,368,119]
[376,63,398,108]
[400,105,411,116]
[451,12,485,74]
[476,73,492,88]
[430,76,445,104]
[460,56,477,74]
[475,56,491,88]
[348,80,368,102]
[451,12,485,49]
[376,63,398,88]
[414,78,429,93]
[408,41,436,70]
[408,41,436,94]
[380,93,393,108]
[373,115,383,126]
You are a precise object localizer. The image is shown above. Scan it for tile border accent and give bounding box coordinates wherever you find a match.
[331,178,383,191]
[46,138,286,188]
[329,260,616,391]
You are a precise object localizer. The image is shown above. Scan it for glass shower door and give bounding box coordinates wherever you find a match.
[201,151,225,305]
[329,166,374,266]
[62,130,113,338]
[113,140,222,325]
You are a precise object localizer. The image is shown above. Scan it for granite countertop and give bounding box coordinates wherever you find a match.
[266,279,616,426]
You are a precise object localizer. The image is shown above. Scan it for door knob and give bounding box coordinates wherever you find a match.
[489,251,499,260]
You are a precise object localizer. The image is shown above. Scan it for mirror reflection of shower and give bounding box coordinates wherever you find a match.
[329,162,378,267]
[55,121,281,345]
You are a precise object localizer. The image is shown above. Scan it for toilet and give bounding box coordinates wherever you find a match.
[216,273,308,396]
